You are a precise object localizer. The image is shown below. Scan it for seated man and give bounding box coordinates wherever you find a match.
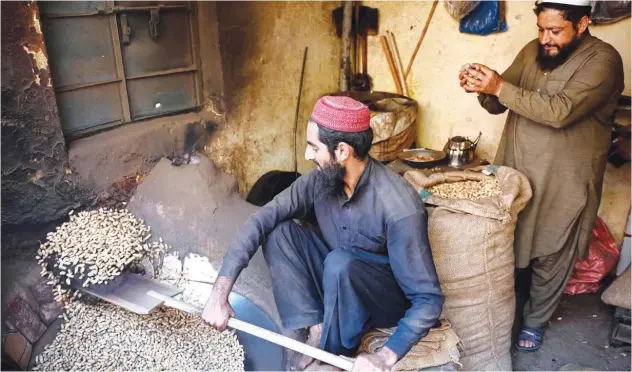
[202,96,444,371]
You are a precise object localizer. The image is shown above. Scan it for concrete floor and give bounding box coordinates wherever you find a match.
[512,291,631,371]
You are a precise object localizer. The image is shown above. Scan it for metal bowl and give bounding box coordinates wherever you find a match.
[398,148,447,168]
[229,292,285,371]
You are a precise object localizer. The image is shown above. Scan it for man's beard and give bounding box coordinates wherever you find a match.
[314,160,346,197]
[536,34,582,71]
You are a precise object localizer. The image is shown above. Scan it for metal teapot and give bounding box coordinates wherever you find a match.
[443,132,481,168]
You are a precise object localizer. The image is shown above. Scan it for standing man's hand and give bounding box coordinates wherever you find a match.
[351,347,398,372]
[202,276,236,331]
[458,64,478,94]
[459,63,505,96]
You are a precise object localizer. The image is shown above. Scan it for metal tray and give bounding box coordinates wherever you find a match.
[398,148,447,168]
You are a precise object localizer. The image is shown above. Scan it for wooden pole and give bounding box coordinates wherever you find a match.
[404,0,438,79]
[147,291,355,371]
[293,47,308,180]
[354,2,360,74]
[229,318,355,371]
[380,35,403,95]
[340,1,353,91]
[388,31,408,96]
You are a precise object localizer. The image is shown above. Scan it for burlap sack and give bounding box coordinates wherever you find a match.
[403,166,532,371]
[358,319,462,371]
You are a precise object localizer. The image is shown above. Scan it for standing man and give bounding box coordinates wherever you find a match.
[458,0,624,352]
[202,96,444,370]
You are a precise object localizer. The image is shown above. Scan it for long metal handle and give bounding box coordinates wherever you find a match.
[147,291,355,371]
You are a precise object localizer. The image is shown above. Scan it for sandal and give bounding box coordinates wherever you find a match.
[516,326,544,352]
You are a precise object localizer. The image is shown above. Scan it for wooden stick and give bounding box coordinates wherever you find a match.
[229,318,354,371]
[340,1,353,91]
[294,47,308,179]
[404,0,438,79]
[147,291,356,371]
[388,30,408,96]
[380,35,403,95]
[354,2,360,74]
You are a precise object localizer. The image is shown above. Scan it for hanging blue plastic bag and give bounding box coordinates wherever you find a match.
[459,0,507,36]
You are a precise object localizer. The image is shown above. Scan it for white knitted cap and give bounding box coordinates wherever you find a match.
[537,0,591,6]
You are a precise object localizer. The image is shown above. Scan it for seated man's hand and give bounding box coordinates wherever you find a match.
[351,347,398,372]
[201,276,235,331]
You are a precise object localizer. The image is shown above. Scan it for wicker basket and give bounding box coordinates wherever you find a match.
[368,95,418,162]
[369,123,417,162]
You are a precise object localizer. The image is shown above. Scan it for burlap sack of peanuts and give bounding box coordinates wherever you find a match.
[403,166,532,371]
[358,319,462,371]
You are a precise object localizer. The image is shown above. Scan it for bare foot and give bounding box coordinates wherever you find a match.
[297,323,323,370]
[519,339,536,348]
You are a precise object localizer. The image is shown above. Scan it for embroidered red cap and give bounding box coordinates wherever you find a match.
[310,96,371,133]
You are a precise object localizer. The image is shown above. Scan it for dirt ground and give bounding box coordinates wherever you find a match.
[513,288,631,371]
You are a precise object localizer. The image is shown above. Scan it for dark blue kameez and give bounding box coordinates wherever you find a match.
[219,158,444,358]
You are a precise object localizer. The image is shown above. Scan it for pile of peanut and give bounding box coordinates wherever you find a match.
[32,301,244,371]
[427,179,501,200]
[36,208,168,304]
[33,208,246,371]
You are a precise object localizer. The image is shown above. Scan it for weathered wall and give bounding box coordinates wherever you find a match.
[1,2,94,232]
[205,1,341,193]
[196,1,226,123]
[67,113,206,195]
